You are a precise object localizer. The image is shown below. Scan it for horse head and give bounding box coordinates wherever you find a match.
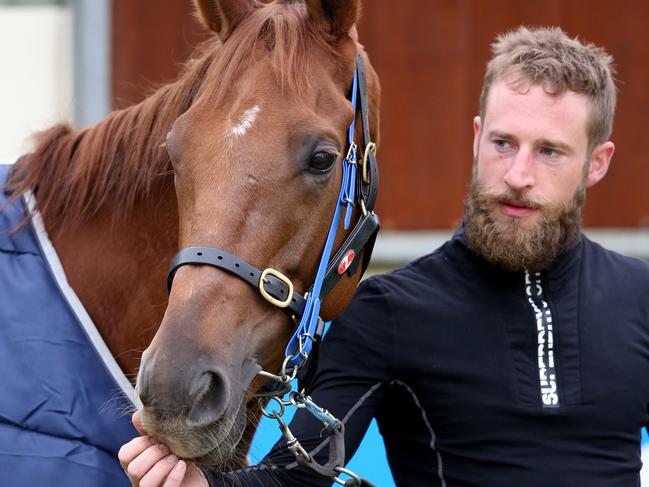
[136,0,380,467]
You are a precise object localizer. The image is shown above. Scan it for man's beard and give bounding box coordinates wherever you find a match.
[463,177,585,272]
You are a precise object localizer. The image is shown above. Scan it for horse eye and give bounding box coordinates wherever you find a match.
[308,151,337,174]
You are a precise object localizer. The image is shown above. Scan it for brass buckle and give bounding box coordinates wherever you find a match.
[362,142,376,184]
[259,268,294,308]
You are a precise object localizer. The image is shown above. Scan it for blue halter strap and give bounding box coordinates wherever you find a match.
[284,68,359,366]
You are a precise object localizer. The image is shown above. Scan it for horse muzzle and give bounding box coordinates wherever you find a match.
[136,343,261,465]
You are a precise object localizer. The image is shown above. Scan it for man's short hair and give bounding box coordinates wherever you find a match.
[479,26,617,154]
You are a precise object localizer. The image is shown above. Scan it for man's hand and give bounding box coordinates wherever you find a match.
[118,410,209,487]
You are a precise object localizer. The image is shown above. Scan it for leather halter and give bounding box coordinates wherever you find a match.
[167,53,379,388]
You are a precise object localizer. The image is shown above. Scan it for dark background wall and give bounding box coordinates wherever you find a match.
[112,0,649,230]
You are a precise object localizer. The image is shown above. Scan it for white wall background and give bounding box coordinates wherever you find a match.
[0,6,72,161]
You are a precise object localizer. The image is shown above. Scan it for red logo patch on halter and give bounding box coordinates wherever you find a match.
[337,250,356,275]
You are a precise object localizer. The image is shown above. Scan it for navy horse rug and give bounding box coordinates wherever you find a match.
[0,163,136,486]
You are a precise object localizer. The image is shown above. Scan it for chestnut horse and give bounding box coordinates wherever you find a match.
[5,0,379,477]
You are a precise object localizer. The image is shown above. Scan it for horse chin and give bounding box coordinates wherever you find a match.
[149,398,248,468]
[189,403,248,468]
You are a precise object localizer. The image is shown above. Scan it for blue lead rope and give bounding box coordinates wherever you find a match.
[285,67,359,366]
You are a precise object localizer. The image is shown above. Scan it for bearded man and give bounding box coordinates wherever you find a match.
[120,26,649,487]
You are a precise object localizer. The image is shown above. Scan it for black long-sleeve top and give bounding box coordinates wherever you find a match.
[206,229,649,486]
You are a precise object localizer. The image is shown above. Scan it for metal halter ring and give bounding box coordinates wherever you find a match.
[260,396,286,419]
[259,268,294,308]
[280,354,298,382]
[333,466,362,486]
[258,355,298,385]
[362,142,376,184]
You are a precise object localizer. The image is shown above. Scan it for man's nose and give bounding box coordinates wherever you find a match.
[504,148,535,191]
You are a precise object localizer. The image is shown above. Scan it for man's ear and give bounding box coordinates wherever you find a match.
[193,0,255,40]
[586,141,615,188]
[472,116,482,160]
[305,0,361,36]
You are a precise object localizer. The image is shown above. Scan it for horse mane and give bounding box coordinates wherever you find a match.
[6,1,341,230]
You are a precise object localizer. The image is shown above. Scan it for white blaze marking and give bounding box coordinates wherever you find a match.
[231,105,260,137]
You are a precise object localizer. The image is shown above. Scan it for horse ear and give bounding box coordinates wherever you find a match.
[305,0,361,36]
[193,0,255,39]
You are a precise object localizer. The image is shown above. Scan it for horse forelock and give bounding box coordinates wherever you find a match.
[6,1,349,232]
[204,1,347,103]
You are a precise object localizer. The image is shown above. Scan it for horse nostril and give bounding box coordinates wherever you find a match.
[187,369,230,426]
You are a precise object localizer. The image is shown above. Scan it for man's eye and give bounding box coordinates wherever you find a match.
[541,147,558,157]
[494,139,510,150]
[308,151,337,173]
